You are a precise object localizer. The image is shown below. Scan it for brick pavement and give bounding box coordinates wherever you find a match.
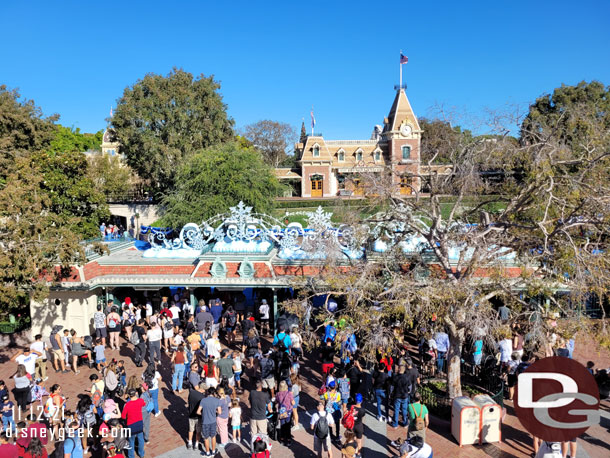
[1,332,609,457]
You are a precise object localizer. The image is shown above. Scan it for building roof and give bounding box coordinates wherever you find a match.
[274,168,302,179]
[385,89,421,132]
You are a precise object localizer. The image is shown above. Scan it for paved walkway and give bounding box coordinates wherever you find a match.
[1,332,609,457]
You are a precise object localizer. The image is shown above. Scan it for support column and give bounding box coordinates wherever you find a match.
[273,288,278,333]
[190,288,196,313]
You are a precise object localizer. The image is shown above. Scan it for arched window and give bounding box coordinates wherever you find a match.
[402,145,411,160]
[356,149,363,162]
[338,151,345,162]
[374,151,381,161]
[313,145,320,157]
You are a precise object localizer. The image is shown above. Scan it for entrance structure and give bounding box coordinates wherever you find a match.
[30,202,522,336]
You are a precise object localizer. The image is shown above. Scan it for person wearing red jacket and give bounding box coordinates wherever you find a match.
[122,389,146,458]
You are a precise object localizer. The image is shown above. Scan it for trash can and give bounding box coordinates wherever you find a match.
[451,396,480,446]
[473,394,502,444]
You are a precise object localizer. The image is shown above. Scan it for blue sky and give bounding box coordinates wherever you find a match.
[1,0,609,139]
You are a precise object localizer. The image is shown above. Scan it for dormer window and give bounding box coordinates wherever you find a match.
[355,149,363,162]
[402,145,411,160]
[313,146,320,157]
[374,151,381,162]
[338,150,345,162]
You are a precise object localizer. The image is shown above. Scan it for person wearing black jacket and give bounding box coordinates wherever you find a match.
[373,363,390,421]
[390,363,410,428]
[132,319,148,367]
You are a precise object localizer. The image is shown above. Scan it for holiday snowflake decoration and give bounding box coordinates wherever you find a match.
[146,202,360,259]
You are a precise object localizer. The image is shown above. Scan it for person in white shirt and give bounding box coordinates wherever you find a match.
[398,436,433,458]
[145,302,153,324]
[30,334,48,381]
[259,299,270,336]
[310,401,334,458]
[11,347,41,376]
[147,323,163,363]
[169,302,182,331]
[206,331,221,360]
[497,336,513,364]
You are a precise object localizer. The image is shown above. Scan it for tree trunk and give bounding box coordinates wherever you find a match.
[447,329,464,399]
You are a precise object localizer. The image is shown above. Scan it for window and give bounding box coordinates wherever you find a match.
[356,151,363,161]
[313,146,320,157]
[109,149,116,156]
[375,151,381,161]
[338,151,345,162]
[402,145,411,160]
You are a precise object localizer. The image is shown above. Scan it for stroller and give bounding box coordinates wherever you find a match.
[266,406,278,441]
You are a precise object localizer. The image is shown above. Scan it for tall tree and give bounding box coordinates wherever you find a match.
[419,118,472,165]
[520,80,610,153]
[300,121,307,144]
[160,142,284,228]
[111,68,234,195]
[243,120,297,168]
[87,153,133,199]
[284,97,610,398]
[0,86,107,314]
[0,85,57,186]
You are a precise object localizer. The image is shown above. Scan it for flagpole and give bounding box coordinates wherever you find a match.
[399,50,403,88]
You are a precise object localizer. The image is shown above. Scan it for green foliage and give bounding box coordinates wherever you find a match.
[50,125,103,153]
[0,85,58,187]
[0,85,108,314]
[520,80,610,152]
[299,121,307,144]
[160,142,284,228]
[111,68,234,195]
[419,118,473,164]
[32,150,109,238]
[87,153,132,198]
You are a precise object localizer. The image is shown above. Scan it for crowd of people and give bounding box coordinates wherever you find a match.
[1,295,600,458]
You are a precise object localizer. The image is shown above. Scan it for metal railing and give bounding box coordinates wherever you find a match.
[106,191,157,204]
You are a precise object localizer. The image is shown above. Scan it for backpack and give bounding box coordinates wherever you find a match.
[92,384,103,406]
[314,414,329,439]
[261,358,274,379]
[142,392,154,413]
[81,408,97,428]
[338,378,350,399]
[164,320,174,331]
[276,333,289,352]
[341,405,355,430]
[411,403,425,431]
[130,331,140,345]
[227,313,237,327]
[108,318,117,329]
[52,437,74,458]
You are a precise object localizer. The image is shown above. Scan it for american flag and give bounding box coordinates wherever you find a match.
[311,108,316,129]
[400,53,408,64]
[110,106,113,117]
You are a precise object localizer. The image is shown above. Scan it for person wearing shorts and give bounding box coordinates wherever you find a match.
[311,402,333,458]
[197,388,221,456]
[262,376,276,392]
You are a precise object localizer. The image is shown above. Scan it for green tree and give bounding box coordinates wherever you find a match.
[299,121,307,144]
[419,118,472,164]
[87,153,133,199]
[50,125,103,153]
[33,149,109,238]
[0,85,57,186]
[520,80,610,153]
[111,68,234,195]
[160,142,284,228]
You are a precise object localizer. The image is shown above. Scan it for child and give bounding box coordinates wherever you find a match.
[232,351,244,393]
[116,360,127,387]
[62,329,71,368]
[587,361,595,375]
[94,339,106,372]
[251,434,270,458]
[0,395,15,433]
[30,378,49,407]
[171,330,184,352]
[229,398,242,443]
[90,374,105,414]
[337,370,351,414]
[0,381,7,402]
